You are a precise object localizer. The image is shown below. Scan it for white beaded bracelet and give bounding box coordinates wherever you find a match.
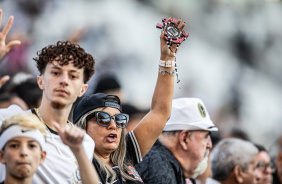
[159,60,175,68]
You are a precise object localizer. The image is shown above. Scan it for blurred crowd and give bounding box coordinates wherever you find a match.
[0,0,281,147]
[0,0,282,183]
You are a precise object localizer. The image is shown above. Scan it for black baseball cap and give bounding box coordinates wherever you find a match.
[73,93,122,124]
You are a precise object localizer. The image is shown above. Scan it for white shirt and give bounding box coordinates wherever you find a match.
[205,178,221,184]
[0,105,95,184]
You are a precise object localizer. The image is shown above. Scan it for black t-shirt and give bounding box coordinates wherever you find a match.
[93,131,144,184]
[135,140,189,184]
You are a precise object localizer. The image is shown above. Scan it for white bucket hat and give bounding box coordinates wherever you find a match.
[163,98,218,132]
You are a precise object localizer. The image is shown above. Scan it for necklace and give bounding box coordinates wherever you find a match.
[35,108,75,160]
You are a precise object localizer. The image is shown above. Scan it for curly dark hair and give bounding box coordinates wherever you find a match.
[33,41,95,83]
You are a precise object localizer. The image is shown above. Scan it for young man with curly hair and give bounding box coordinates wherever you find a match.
[0,10,97,183]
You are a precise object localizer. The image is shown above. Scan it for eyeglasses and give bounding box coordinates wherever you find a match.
[256,161,275,173]
[87,111,129,128]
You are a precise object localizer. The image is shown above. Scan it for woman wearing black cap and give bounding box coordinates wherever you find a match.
[73,17,189,183]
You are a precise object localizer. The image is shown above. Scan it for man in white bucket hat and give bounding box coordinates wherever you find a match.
[136,98,218,184]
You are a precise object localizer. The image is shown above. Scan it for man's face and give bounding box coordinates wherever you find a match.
[255,151,273,184]
[239,159,261,184]
[37,61,88,109]
[191,148,209,178]
[187,130,212,178]
[0,137,46,179]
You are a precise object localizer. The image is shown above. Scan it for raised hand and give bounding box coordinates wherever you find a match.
[0,9,21,60]
[160,18,189,61]
[68,26,89,43]
[54,122,99,184]
[54,122,85,153]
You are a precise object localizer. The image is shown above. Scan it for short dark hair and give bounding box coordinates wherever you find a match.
[93,75,121,94]
[253,143,267,152]
[9,78,42,109]
[33,41,95,83]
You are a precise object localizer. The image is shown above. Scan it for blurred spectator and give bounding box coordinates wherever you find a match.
[15,0,47,34]
[0,93,28,110]
[269,135,282,184]
[222,127,250,141]
[68,26,90,44]
[0,75,9,89]
[254,143,273,184]
[0,41,31,77]
[9,78,42,109]
[0,72,39,110]
[0,76,12,95]
[0,72,33,94]
[93,74,123,101]
[122,104,149,132]
[232,32,255,67]
[209,138,260,184]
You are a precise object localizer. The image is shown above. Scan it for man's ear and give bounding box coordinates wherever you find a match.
[40,151,47,165]
[37,75,44,90]
[234,165,244,183]
[0,150,6,165]
[78,83,88,97]
[179,130,189,150]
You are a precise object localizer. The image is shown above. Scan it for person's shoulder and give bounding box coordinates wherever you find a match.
[138,144,173,169]
[136,151,179,184]
[144,140,170,158]
[83,133,95,145]
[82,132,95,159]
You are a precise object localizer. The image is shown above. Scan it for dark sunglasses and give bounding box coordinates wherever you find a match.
[86,111,129,128]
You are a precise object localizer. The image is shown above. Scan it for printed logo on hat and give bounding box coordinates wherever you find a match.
[198,103,206,118]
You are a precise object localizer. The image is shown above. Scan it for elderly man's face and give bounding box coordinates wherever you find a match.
[239,159,261,184]
[187,130,212,178]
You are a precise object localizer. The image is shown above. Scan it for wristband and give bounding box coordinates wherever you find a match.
[159,67,175,75]
[159,60,175,68]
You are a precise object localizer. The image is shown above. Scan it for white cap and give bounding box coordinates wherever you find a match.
[163,98,218,132]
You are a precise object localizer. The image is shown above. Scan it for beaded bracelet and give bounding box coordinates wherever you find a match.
[159,60,175,68]
[159,67,175,75]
